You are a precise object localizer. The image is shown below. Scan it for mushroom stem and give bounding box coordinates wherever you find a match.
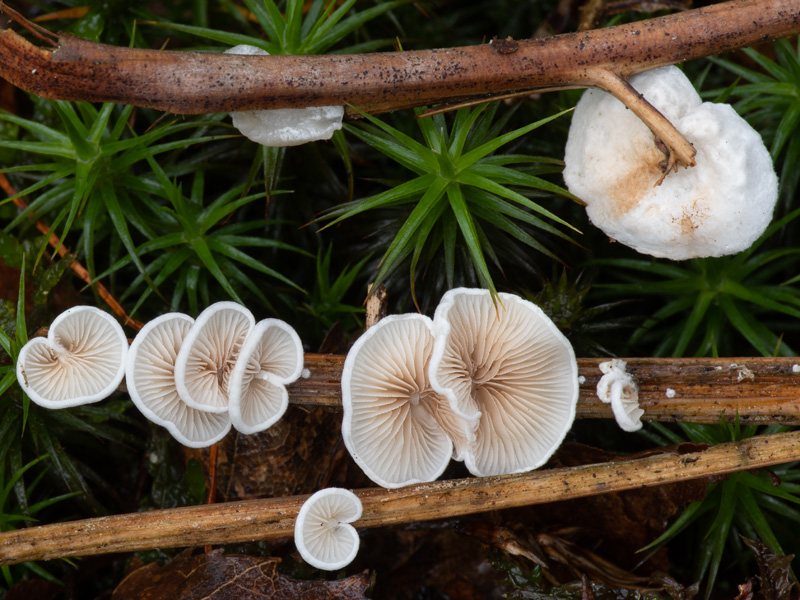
[1,428,799,565]
[584,68,696,176]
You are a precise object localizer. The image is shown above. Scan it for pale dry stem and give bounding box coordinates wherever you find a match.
[0,429,798,565]
[0,173,143,330]
[585,68,696,183]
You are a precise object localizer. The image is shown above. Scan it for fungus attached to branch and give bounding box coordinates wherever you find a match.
[16,306,127,409]
[174,302,255,414]
[596,359,643,432]
[224,45,344,147]
[341,314,467,488]
[228,319,304,435]
[126,313,231,448]
[429,289,579,477]
[564,66,778,260]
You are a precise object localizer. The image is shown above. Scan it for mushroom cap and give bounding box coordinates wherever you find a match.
[174,302,255,414]
[225,45,344,147]
[16,306,127,409]
[341,314,468,489]
[429,288,579,477]
[126,313,232,447]
[228,318,304,434]
[563,66,778,260]
[294,487,362,571]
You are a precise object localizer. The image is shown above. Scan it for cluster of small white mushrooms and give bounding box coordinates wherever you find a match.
[341,288,580,488]
[563,66,778,260]
[596,359,643,432]
[224,45,345,147]
[16,303,304,448]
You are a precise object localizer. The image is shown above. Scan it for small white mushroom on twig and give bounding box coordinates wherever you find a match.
[341,314,467,488]
[174,302,255,414]
[429,288,579,477]
[564,66,778,260]
[225,45,344,147]
[126,313,231,448]
[228,319,304,435]
[596,359,642,432]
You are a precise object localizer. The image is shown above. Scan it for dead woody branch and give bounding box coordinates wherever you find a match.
[1,0,799,168]
[291,355,800,425]
[1,428,799,565]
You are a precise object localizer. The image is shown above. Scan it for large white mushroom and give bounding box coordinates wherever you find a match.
[341,314,468,489]
[294,488,363,571]
[16,306,127,409]
[126,313,231,447]
[174,302,255,414]
[224,45,344,147]
[563,65,778,260]
[429,288,579,477]
[228,318,304,435]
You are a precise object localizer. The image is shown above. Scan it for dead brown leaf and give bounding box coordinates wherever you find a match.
[741,537,797,600]
[112,549,370,600]
[184,405,344,501]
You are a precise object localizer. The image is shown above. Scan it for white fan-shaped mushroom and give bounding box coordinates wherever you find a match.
[228,319,304,434]
[225,45,344,147]
[294,488,362,571]
[174,302,255,413]
[126,313,231,447]
[597,359,643,432]
[429,288,579,477]
[16,306,127,409]
[341,314,468,489]
[563,66,778,260]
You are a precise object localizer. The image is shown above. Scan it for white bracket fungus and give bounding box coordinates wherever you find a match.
[126,313,231,448]
[225,45,344,147]
[341,314,468,489]
[564,66,778,260]
[596,359,643,432]
[429,288,579,477]
[174,302,255,414]
[228,319,304,435]
[17,306,127,409]
[294,488,362,571]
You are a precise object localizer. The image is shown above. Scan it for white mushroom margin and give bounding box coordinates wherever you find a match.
[341,314,467,489]
[228,318,304,435]
[563,66,778,260]
[294,488,362,571]
[17,306,127,409]
[225,45,344,147]
[126,313,231,448]
[429,288,579,477]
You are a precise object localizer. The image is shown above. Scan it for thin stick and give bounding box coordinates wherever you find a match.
[0,173,143,330]
[0,0,797,115]
[1,428,798,565]
[290,355,800,425]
